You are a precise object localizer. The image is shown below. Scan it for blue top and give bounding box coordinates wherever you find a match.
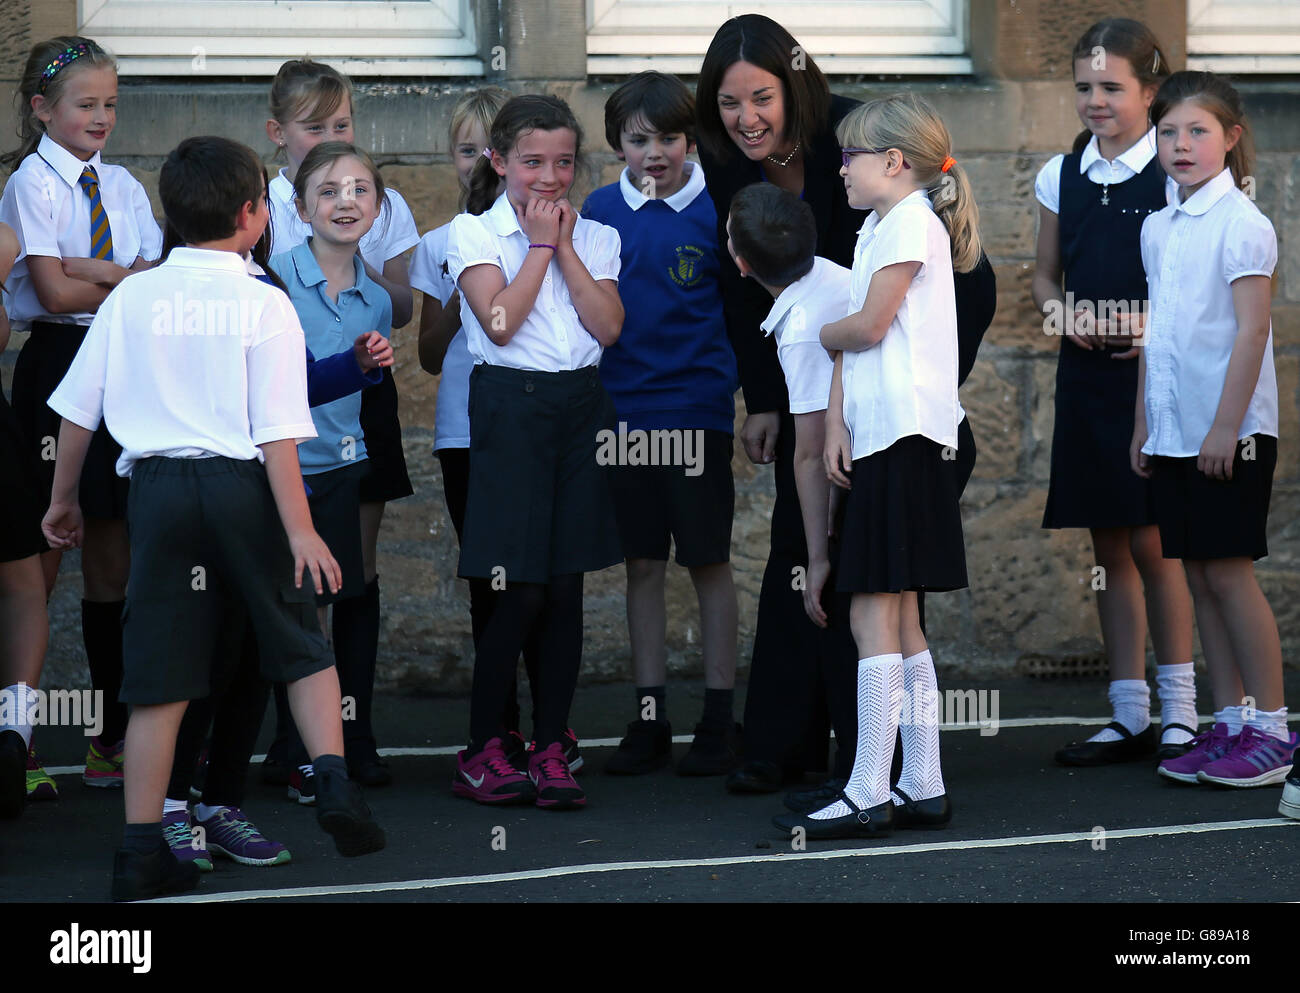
[270,241,392,474]
[581,164,737,434]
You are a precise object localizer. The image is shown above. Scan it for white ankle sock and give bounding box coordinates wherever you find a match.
[894,649,945,803]
[1087,679,1150,742]
[811,654,902,819]
[0,683,38,748]
[162,797,188,815]
[1215,706,1245,735]
[1246,706,1290,743]
[1155,663,1198,745]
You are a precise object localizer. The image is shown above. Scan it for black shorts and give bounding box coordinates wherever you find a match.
[305,461,367,605]
[357,368,414,503]
[835,434,968,594]
[459,364,622,584]
[11,320,129,520]
[119,456,333,705]
[0,390,48,562]
[1150,434,1275,561]
[608,429,734,566]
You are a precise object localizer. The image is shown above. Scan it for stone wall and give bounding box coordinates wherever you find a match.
[2,2,1298,692]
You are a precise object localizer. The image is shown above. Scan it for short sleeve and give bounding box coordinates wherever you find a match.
[778,340,833,414]
[375,189,420,261]
[409,224,455,305]
[246,290,317,446]
[128,179,163,262]
[445,213,501,284]
[47,293,113,430]
[580,220,621,281]
[1222,208,1277,283]
[869,203,931,275]
[1034,155,1065,214]
[1,167,62,259]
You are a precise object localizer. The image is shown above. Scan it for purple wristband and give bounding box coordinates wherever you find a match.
[529,243,557,251]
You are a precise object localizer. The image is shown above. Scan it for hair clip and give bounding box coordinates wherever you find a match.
[38,42,93,94]
[940,156,956,173]
[482,147,493,159]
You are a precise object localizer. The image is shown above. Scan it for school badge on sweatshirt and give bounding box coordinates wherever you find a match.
[668,245,704,287]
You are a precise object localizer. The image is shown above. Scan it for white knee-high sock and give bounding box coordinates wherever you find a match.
[810,654,902,819]
[1155,663,1198,745]
[894,649,945,802]
[1087,679,1150,742]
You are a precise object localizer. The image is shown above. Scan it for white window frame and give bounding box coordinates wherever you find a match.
[1187,0,1300,73]
[80,0,484,76]
[587,0,971,75]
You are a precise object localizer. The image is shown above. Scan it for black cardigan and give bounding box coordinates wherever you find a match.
[698,92,997,413]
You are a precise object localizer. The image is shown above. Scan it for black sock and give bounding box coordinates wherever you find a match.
[636,685,667,724]
[312,753,347,779]
[82,599,129,743]
[702,687,734,731]
[470,582,545,747]
[123,821,161,855]
[333,576,381,758]
[531,574,584,750]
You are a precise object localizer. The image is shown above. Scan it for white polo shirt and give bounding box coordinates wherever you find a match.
[759,256,849,414]
[1139,168,1278,458]
[48,247,317,477]
[445,192,621,371]
[410,219,473,451]
[1034,129,1167,214]
[840,190,960,460]
[0,134,162,326]
[268,166,420,269]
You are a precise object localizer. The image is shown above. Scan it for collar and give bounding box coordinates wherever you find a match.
[37,133,103,187]
[856,188,933,237]
[270,168,296,206]
[485,192,526,238]
[617,161,705,212]
[161,246,255,276]
[761,256,831,337]
[285,240,378,303]
[1173,168,1235,216]
[1079,128,1157,175]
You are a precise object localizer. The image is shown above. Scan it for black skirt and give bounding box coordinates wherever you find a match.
[1042,340,1154,529]
[11,320,130,520]
[0,389,49,562]
[835,434,968,594]
[357,367,414,503]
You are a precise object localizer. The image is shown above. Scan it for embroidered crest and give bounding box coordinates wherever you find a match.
[668,244,704,287]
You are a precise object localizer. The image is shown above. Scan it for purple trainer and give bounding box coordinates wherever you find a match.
[163,808,213,872]
[453,737,537,804]
[1156,723,1236,784]
[198,806,292,866]
[1197,725,1298,788]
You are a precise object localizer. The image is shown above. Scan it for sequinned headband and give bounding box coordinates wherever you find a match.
[38,42,94,94]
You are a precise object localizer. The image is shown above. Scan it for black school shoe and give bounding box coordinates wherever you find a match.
[111,843,202,902]
[784,778,849,814]
[315,769,386,856]
[347,750,393,788]
[606,719,672,775]
[0,729,26,819]
[891,787,952,829]
[1156,723,1199,760]
[725,760,784,794]
[678,722,742,777]
[1054,721,1156,767]
[772,792,895,841]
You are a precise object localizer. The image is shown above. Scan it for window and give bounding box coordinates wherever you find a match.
[1187,0,1300,72]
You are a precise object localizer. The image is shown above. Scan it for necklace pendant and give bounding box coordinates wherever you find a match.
[1100,185,1110,206]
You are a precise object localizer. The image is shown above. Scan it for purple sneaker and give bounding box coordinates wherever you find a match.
[1197,725,1298,788]
[162,808,213,872]
[1157,723,1236,784]
[197,806,292,866]
[453,737,536,804]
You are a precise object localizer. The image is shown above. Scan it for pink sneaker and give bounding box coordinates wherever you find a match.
[453,737,536,804]
[528,742,586,810]
[1157,723,1236,783]
[1197,725,1298,788]
[82,736,124,788]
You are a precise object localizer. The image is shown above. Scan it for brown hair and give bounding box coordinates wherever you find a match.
[292,141,388,239]
[466,94,584,216]
[1151,71,1254,189]
[268,59,354,158]
[2,36,117,170]
[728,183,816,286]
[604,71,696,151]
[1069,18,1169,155]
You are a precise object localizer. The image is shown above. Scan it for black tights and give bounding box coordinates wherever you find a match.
[469,573,583,752]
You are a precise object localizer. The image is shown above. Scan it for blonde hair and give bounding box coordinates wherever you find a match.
[268,59,354,159]
[836,94,982,273]
[3,37,117,170]
[448,87,511,210]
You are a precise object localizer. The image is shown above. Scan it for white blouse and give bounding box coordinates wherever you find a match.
[410,220,474,451]
[1034,129,1162,214]
[760,256,850,414]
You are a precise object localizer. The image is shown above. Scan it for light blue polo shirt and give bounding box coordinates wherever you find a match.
[270,240,393,475]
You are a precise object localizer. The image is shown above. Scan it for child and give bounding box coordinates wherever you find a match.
[1033,18,1198,768]
[580,71,740,776]
[446,94,624,809]
[267,142,394,803]
[263,59,419,785]
[411,86,560,771]
[0,37,162,790]
[775,94,977,840]
[41,135,385,901]
[1132,72,1296,789]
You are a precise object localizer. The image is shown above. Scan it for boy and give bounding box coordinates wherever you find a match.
[581,72,741,775]
[42,136,385,902]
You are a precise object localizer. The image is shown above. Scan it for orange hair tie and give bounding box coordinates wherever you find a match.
[940,156,956,173]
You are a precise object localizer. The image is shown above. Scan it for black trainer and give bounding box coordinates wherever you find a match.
[784,778,849,814]
[677,722,741,777]
[347,749,393,787]
[111,842,202,902]
[315,769,386,857]
[606,719,672,775]
[0,729,26,819]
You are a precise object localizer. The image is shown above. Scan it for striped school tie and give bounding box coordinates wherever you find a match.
[78,165,114,260]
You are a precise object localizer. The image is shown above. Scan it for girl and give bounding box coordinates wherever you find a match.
[1134,72,1295,789]
[775,93,976,840]
[1034,19,1198,768]
[445,94,623,809]
[263,60,418,785]
[268,142,394,801]
[0,37,162,790]
[411,86,556,771]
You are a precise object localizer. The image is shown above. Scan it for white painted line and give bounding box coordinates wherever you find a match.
[153,816,1300,903]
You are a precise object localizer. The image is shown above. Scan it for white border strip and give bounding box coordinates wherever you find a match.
[154,816,1299,903]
